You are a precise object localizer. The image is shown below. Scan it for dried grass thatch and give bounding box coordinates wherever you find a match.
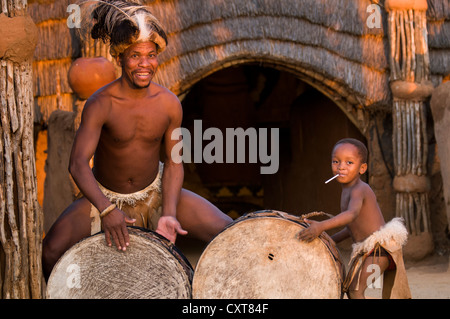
[424,0,450,80]
[142,0,391,132]
[29,0,77,123]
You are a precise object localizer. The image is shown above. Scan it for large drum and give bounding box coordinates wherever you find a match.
[192,210,345,299]
[46,227,193,299]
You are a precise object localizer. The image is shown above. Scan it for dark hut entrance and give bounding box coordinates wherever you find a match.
[179,64,367,219]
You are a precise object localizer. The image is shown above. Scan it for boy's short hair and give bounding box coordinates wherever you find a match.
[333,138,368,163]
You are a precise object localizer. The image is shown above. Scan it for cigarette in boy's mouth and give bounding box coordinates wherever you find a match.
[325,174,339,184]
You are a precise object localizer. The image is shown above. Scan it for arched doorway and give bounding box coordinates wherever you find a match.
[179,63,367,219]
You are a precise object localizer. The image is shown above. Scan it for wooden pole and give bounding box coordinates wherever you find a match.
[0,0,43,298]
[386,1,433,237]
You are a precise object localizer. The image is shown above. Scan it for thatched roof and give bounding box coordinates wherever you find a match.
[28,0,450,127]
[147,0,391,131]
[29,0,78,123]
[151,0,449,104]
[427,0,450,77]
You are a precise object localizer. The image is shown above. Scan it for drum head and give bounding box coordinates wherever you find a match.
[192,212,343,299]
[47,227,193,299]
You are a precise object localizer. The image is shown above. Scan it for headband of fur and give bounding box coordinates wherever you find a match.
[79,0,168,57]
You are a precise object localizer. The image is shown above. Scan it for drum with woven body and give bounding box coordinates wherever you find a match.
[46,227,193,299]
[192,210,345,299]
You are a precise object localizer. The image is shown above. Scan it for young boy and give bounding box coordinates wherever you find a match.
[297,138,411,299]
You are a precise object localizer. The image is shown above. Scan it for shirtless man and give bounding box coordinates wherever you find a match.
[297,138,411,299]
[42,2,232,280]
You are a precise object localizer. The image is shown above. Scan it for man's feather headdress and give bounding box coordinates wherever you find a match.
[79,0,167,57]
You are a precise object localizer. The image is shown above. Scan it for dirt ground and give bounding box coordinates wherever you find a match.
[402,253,450,299]
[178,238,450,299]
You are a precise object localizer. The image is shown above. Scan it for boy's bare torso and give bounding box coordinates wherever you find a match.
[341,180,386,243]
[91,80,174,194]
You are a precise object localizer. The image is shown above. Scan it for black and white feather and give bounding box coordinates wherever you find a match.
[78,0,167,56]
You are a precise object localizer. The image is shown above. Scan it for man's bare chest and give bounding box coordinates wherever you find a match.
[103,105,169,145]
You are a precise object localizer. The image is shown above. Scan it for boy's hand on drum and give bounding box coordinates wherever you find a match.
[102,208,136,251]
[297,219,322,243]
[156,216,188,243]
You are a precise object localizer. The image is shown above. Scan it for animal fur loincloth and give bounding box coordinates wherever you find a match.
[343,217,412,299]
[90,162,163,235]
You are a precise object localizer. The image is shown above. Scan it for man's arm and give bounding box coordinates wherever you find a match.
[69,97,135,250]
[69,99,110,211]
[155,93,188,242]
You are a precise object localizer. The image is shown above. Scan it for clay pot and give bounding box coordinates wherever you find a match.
[68,57,117,100]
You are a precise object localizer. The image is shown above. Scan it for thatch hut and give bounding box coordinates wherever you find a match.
[28,0,450,260]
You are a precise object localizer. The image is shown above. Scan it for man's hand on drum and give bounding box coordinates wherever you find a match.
[102,208,136,251]
[297,219,323,243]
[156,215,188,243]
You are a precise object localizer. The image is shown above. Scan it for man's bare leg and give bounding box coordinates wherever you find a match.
[348,255,390,299]
[43,189,233,280]
[42,197,92,281]
[176,189,233,242]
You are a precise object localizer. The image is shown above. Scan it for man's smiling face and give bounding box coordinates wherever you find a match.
[119,41,158,89]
